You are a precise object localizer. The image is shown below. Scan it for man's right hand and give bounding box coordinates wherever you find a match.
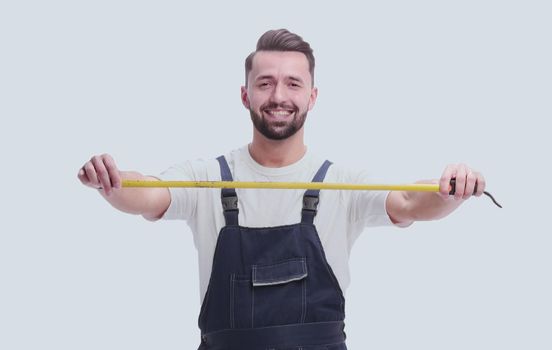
[77,154,170,220]
[78,154,121,196]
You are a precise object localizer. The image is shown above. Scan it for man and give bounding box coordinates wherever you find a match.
[78,29,486,350]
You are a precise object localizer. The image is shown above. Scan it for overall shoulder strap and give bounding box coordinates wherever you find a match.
[216,156,239,226]
[301,160,333,224]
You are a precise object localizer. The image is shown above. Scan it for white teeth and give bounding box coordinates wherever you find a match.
[267,110,292,116]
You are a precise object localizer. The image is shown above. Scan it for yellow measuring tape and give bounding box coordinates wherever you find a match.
[122,180,501,207]
[122,180,440,192]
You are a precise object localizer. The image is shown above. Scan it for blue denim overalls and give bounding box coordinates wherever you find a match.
[198,156,347,350]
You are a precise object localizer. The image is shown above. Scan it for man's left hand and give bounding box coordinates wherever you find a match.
[438,163,486,200]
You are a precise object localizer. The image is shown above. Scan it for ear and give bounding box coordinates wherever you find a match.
[308,87,318,111]
[241,86,250,109]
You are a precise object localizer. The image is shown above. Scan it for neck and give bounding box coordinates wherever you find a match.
[249,128,306,167]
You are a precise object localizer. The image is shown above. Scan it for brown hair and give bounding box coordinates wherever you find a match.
[245,29,315,86]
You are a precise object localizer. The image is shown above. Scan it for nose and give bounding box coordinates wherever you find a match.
[269,82,287,104]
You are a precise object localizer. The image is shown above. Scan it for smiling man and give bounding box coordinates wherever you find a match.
[245,50,313,142]
[78,29,486,350]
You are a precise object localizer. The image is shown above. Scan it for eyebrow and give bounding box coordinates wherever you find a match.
[255,75,305,84]
[255,75,275,81]
[288,76,304,83]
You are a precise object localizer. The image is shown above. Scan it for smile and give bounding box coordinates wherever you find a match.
[264,109,294,117]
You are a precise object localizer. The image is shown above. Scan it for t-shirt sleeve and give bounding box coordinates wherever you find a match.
[348,170,394,227]
[156,161,202,221]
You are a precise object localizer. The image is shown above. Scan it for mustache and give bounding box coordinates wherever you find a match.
[260,102,298,111]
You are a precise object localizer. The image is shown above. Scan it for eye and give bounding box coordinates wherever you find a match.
[290,83,301,88]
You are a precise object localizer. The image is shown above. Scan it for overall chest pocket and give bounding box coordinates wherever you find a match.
[231,258,308,329]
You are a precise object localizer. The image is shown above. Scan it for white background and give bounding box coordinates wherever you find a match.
[1,0,550,349]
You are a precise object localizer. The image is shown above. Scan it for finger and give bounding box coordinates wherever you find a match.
[464,170,477,199]
[454,164,467,200]
[103,154,121,189]
[83,162,100,188]
[439,164,456,197]
[475,172,486,197]
[91,156,112,195]
[78,167,91,185]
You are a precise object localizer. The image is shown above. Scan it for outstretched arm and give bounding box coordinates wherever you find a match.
[78,154,170,221]
[386,163,486,226]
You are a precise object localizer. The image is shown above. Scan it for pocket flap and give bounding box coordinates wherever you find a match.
[252,258,308,287]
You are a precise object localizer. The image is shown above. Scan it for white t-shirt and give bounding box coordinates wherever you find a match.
[159,146,394,302]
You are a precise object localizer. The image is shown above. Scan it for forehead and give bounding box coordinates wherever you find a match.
[250,51,310,82]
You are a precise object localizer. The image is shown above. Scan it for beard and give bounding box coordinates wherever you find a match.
[249,103,308,140]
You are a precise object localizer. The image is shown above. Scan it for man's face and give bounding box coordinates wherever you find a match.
[241,51,317,140]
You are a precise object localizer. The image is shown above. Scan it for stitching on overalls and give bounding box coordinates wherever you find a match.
[229,273,235,329]
[252,266,256,327]
[301,259,307,323]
